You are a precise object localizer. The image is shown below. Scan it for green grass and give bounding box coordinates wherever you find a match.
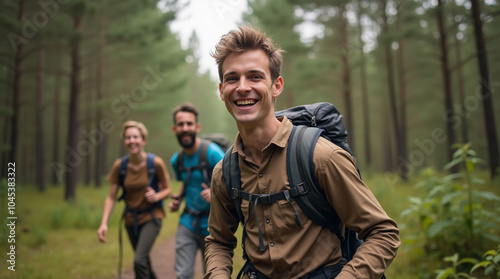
[1,170,498,278]
[0,181,183,279]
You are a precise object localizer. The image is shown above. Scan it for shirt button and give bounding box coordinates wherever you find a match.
[258,173,263,178]
[266,219,270,224]
[270,242,274,247]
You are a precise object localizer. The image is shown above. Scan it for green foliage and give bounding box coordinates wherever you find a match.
[435,253,479,279]
[470,244,500,278]
[400,144,500,277]
[31,226,48,248]
[436,245,500,279]
[50,206,65,229]
[0,182,183,278]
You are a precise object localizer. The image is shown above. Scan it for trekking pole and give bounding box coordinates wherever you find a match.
[118,215,124,279]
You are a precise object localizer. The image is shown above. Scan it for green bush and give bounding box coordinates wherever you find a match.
[400,144,500,277]
[50,207,65,229]
[436,244,500,279]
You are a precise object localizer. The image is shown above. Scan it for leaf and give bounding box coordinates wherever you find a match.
[429,186,445,197]
[465,148,476,156]
[466,160,475,172]
[470,157,486,165]
[443,173,463,182]
[435,267,454,279]
[494,254,500,263]
[471,177,485,184]
[484,250,497,256]
[444,253,459,262]
[485,265,494,275]
[452,147,465,158]
[409,196,423,204]
[400,208,414,218]
[445,158,463,170]
[470,261,490,273]
[458,258,479,265]
[442,192,460,205]
[427,221,452,237]
[474,191,500,201]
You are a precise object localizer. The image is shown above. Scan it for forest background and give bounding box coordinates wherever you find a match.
[0,0,499,278]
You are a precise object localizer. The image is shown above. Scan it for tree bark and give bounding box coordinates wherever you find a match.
[357,3,371,167]
[64,14,84,201]
[84,58,92,186]
[1,65,13,179]
[454,32,468,144]
[36,37,47,192]
[381,0,402,176]
[94,19,105,188]
[470,0,499,178]
[437,0,458,172]
[397,3,408,181]
[339,4,354,152]
[9,0,25,168]
[52,54,62,186]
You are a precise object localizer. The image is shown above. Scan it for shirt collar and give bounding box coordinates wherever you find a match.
[232,116,293,158]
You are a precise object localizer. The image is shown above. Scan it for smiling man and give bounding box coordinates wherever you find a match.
[169,103,225,279]
[203,26,400,279]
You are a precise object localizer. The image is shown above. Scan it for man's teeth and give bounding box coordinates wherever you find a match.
[237,100,256,106]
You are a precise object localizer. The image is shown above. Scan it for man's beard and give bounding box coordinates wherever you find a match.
[177,132,196,149]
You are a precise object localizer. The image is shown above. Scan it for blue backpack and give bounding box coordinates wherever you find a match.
[222,103,372,273]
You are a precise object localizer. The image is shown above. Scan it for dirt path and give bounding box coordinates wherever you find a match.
[120,235,204,279]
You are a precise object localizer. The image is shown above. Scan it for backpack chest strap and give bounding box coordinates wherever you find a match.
[230,183,308,205]
[231,183,308,252]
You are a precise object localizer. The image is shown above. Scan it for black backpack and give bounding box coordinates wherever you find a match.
[222,102,368,270]
[117,152,161,279]
[175,134,229,188]
[118,152,162,205]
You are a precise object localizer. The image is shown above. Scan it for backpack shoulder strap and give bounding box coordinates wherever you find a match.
[222,145,244,224]
[146,153,158,190]
[287,125,343,241]
[198,140,211,184]
[118,155,129,201]
[175,150,185,174]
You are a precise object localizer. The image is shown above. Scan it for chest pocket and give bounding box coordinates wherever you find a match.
[239,195,310,231]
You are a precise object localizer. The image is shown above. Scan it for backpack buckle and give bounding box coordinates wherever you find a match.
[258,194,272,205]
[297,183,309,195]
[230,188,240,199]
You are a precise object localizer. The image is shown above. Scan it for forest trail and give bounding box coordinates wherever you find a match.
[120,234,204,279]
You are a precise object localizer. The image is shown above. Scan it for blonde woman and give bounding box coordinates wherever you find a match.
[97,121,171,278]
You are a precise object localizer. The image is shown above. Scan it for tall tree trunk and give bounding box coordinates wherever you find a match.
[52,55,62,186]
[454,33,468,144]
[84,59,92,186]
[381,0,402,176]
[1,67,13,179]
[437,0,458,172]
[36,37,47,192]
[397,4,408,181]
[101,135,108,179]
[357,4,371,167]
[94,19,105,188]
[65,14,84,201]
[470,0,499,178]
[382,105,395,172]
[339,4,354,152]
[284,59,294,110]
[9,0,25,167]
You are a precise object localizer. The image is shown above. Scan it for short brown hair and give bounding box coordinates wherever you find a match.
[211,26,283,82]
[172,102,199,124]
[121,121,148,141]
